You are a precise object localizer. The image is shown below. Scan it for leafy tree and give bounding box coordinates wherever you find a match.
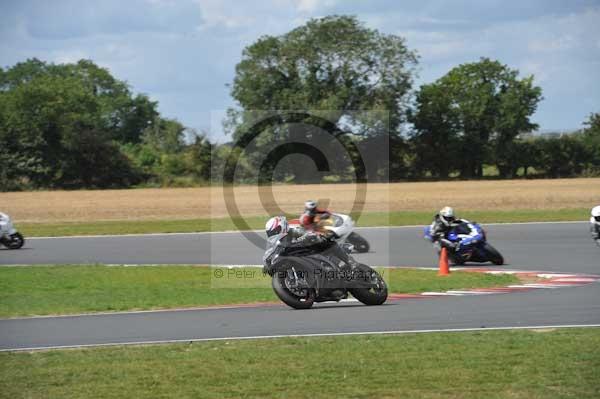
[410,58,542,178]
[513,138,541,177]
[0,59,156,190]
[409,83,460,178]
[113,94,159,144]
[61,60,158,144]
[534,134,588,177]
[493,74,542,178]
[0,58,49,90]
[0,72,99,187]
[141,117,186,154]
[227,15,418,183]
[57,128,142,188]
[581,112,600,172]
[1,59,157,143]
[185,134,214,182]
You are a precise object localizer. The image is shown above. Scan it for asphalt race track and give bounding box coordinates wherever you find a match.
[2,222,599,273]
[1,222,599,350]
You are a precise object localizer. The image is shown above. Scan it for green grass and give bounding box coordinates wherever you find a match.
[0,265,518,317]
[1,328,599,398]
[382,208,588,226]
[19,216,266,237]
[20,208,589,237]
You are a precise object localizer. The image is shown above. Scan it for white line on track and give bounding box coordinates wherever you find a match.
[445,290,497,295]
[26,220,588,240]
[2,324,599,352]
[0,303,274,320]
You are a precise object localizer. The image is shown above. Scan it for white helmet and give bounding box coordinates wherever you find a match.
[305,200,317,211]
[265,216,288,237]
[592,206,600,223]
[439,206,455,226]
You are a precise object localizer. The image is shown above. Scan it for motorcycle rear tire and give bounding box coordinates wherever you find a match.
[272,264,315,309]
[348,232,370,253]
[483,243,504,265]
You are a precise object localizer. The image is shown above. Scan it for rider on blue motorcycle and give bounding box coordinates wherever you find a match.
[426,206,483,251]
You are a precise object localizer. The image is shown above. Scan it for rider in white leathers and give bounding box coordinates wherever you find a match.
[0,212,9,234]
[591,206,600,243]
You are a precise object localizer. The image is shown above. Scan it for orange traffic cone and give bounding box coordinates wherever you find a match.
[438,247,450,276]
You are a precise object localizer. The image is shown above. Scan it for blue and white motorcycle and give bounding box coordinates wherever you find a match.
[424,221,504,265]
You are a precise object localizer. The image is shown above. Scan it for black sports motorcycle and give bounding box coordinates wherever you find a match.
[263,241,387,310]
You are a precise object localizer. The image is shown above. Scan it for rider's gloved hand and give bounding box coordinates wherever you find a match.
[440,238,458,251]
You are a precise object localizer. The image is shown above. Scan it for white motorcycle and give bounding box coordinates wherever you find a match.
[290,213,370,253]
[0,214,25,249]
[591,206,600,247]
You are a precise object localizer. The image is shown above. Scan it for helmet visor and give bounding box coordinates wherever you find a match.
[305,201,316,210]
[266,225,282,237]
[442,215,455,224]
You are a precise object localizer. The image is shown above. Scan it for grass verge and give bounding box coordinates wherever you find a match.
[19,208,589,237]
[0,265,518,317]
[1,328,599,398]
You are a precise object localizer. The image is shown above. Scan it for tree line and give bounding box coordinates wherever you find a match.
[0,58,214,190]
[1,16,598,191]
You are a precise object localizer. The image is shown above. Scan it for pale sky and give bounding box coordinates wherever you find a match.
[1,0,599,141]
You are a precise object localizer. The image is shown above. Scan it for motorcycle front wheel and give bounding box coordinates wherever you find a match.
[482,243,504,265]
[272,263,315,309]
[5,233,25,250]
[349,266,388,306]
[450,256,465,266]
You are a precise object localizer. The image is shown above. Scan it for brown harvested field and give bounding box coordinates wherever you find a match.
[1,178,599,223]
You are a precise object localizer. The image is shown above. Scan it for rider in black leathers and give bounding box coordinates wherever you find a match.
[263,216,352,273]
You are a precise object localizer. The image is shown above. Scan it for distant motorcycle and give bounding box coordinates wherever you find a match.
[424,222,504,265]
[590,207,600,248]
[0,214,25,249]
[289,213,370,253]
[591,226,600,248]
